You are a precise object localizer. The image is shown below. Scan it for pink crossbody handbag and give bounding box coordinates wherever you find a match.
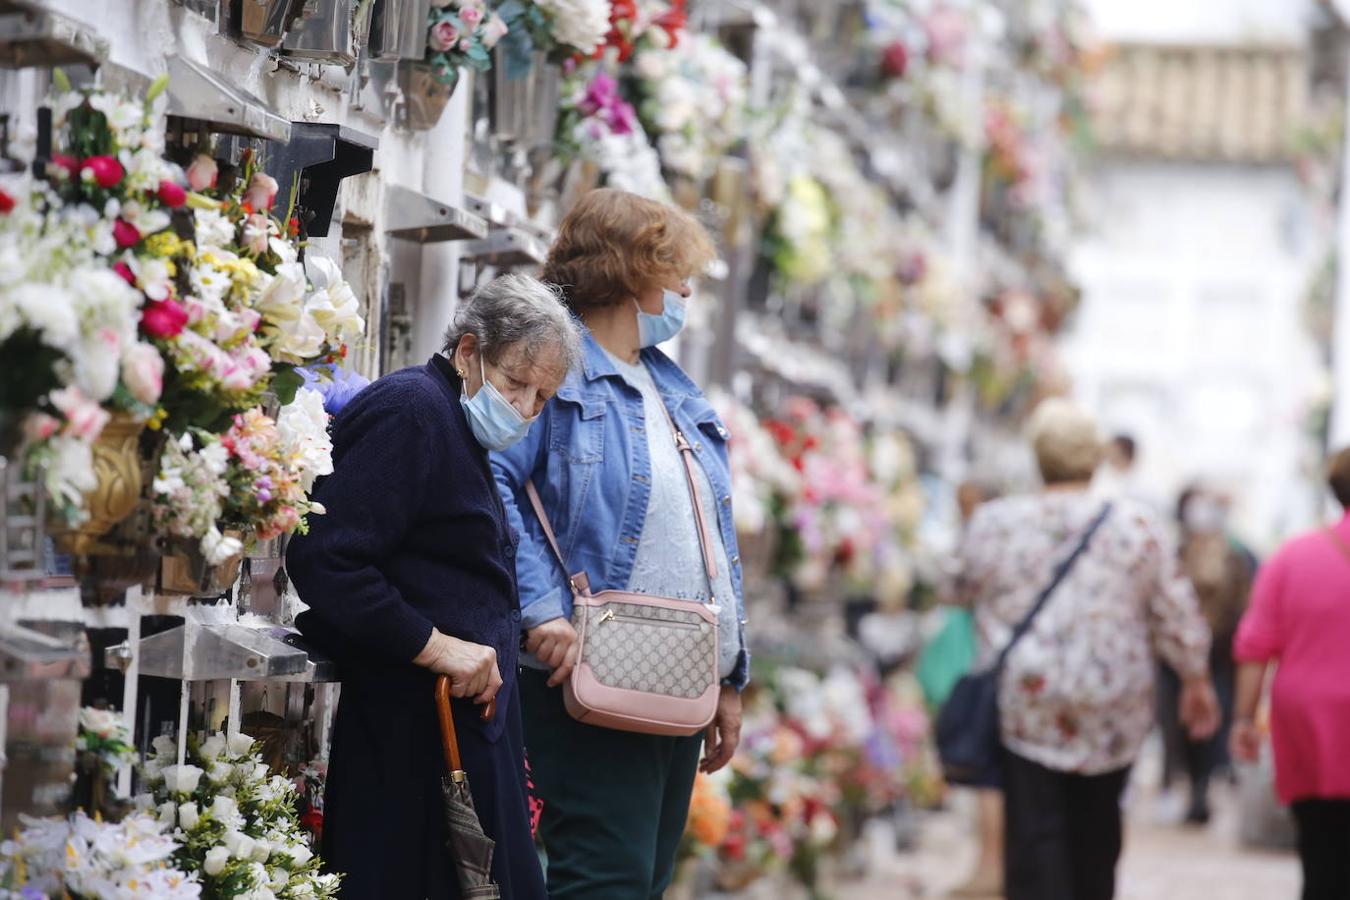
[523,403,720,736]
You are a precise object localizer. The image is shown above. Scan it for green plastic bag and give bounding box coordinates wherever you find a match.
[916,607,977,712]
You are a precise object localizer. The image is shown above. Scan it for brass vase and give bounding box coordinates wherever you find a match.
[52,413,147,556]
[159,530,246,598]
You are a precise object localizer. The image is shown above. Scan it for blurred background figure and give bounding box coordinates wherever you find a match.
[922,479,1004,898]
[1156,485,1256,824]
[1231,448,1350,900]
[955,400,1219,900]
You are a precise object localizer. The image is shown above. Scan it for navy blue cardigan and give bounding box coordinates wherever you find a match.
[286,356,522,733]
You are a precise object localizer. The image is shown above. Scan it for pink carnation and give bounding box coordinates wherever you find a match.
[428,20,459,52]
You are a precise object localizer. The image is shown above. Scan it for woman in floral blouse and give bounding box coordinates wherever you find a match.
[954,399,1219,900]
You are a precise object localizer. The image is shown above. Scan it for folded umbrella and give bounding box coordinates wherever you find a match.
[435,675,501,900]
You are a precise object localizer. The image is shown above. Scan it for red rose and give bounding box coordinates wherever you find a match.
[49,154,80,178]
[141,298,189,339]
[112,218,141,249]
[881,40,909,79]
[0,189,13,214]
[112,261,136,284]
[83,155,125,189]
[157,180,187,209]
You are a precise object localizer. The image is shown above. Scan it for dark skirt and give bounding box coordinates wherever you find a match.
[320,666,545,900]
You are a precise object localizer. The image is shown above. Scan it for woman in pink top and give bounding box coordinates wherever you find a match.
[1231,448,1350,900]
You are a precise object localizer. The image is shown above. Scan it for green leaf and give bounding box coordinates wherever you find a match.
[52,68,71,92]
[146,72,170,104]
[271,366,304,407]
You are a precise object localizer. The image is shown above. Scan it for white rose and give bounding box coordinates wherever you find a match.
[226,831,256,860]
[284,843,313,867]
[255,261,307,323]
[162,763,205,795]
[158,800,177,827]
[251,762,270,783]
[270,866,290,889]
[211,794,240,821]
[227,733,256,757]
[120,341,165,406]
[199,733,227,762]
[251,837,272,862]
[78,707,120,738]
[274,311,326,363]
[200,527,244,566]
[203,845,231,876]
[178,801,200,830]
[205,761,233,784]
[151,734,177,757]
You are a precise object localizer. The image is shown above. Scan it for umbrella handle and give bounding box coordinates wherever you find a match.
[434,676,497,775]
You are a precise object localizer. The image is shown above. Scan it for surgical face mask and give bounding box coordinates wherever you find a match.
[1183,496,1226,534]
[459,354,536,452]
[635,289,688,348]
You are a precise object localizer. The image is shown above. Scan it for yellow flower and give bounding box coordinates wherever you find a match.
[146,407,168,431]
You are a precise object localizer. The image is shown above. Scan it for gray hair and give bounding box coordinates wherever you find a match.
[442,273,583,373]
[1026,398,1103,485]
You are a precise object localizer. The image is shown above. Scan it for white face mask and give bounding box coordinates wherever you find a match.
[459,353,536,452]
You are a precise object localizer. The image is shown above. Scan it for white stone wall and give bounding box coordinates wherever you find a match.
[1064,159,1324,548]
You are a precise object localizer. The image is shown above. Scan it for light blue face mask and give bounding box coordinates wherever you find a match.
[635,290,688,348]
[459,354,536,452]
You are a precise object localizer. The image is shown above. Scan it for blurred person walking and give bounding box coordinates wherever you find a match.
[954,400,1219,900]
[1231,448,1350,900]
[922,480,1004,898]
[1156,486,1255,825]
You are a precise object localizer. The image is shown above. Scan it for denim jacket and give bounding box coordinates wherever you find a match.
[490,333,750,690]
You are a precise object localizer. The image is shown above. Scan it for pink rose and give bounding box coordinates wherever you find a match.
[186,154,218,192]
[113,261,136,285]
[22,412,61,443]
[49,386,110,442]
[244,173,279,212]
[459,5,483,28]
[82,155,124,189]
[113,218,141,249]
[0,189,14,215]
[120,342,165,406]
[241,213,270,255]
[481,13,509,49]
[157,180,187,209]
[141,298,189,339]
[428,20,459,52]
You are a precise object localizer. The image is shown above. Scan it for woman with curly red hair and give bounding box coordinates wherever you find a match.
[492,188,748,897]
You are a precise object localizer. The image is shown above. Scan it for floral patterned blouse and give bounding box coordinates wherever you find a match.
[955,491,1210,774]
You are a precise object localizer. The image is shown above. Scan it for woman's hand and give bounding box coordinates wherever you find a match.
[414,629,502,704]
[524,618,579,687]
[1179,674,1221,741]
[1230,719,1262,763]
[700,686,743,774]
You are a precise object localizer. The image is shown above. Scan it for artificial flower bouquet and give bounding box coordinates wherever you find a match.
[0,810,201,900]
[76,706,137,779]
[496,0,615,74]
[423,0,510,87]
[137,732,339,900]
[0,73,178,521]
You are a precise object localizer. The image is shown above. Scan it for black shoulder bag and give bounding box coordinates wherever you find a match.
[936,503,1113,787]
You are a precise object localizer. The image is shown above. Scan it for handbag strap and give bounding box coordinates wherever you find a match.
[523,393,720,603]
[995,502,1113,671]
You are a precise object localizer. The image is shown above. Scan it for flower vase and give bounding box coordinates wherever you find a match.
[159,530,246,598]
[51,413,147,557]
[398,60,459,131]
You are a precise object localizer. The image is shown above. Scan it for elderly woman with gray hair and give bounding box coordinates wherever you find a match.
[287,273,581,900]
[952,399,1220,900]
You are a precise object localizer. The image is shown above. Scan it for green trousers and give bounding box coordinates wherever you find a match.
[519,668,703,899]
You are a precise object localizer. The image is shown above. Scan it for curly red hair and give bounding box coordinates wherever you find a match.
[543,188,715,312]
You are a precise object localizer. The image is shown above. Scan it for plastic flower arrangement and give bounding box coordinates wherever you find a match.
[632,31,747,182]
[592,0,686,62]
[0,810,200,899]
[423,0,509,87]
[76,706,137,780]
[765,174,834,288]
[0,75,179,519]
[137,732,339,900]
[557,64,669,200]
[160,151,364,435]
[497,0,614,71]
[154,387,332,563]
